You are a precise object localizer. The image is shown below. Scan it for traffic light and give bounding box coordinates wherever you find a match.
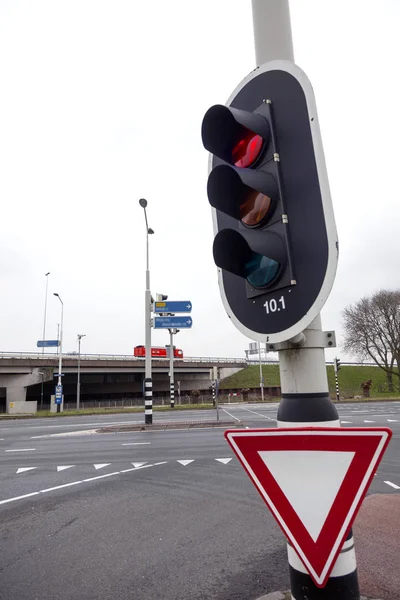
[334,357,341,373]
[201,61,338,344]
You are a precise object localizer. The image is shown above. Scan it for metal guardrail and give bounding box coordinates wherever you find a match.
[0,351,387,367]
[0,351,247,364]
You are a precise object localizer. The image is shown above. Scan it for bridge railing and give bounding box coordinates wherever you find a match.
[0,351,247,364]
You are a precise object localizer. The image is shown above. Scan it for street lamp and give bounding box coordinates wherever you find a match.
[41,272,50,354]
[77,334,86,411]
[53,293,64,413]
[139,198,154,425]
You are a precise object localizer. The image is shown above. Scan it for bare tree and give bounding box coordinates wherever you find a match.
[342,290,400,391]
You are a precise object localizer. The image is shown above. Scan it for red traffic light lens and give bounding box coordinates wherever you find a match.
[232,130,263,168]
[240,191,272,226]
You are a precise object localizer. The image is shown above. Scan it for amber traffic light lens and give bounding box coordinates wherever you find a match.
[240,191,272,226]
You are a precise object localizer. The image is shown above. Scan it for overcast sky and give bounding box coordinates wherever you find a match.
[1,0,399,361]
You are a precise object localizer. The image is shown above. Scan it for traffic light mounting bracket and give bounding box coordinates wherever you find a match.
[266,329,336,352]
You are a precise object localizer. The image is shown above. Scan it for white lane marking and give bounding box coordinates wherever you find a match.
[31,429,98,438]
[40,481,83,493]
[82,472,120,483]
[120,461,167,473]
[0,492,40,505]
[177,460,194,466]
[240,406,276,421]
[57,465,75,472]
[0,438,4,441]
[122,442,151,446]
[341,421,353,424]
[0,461,167,507]
[215,458,232,464]
[387,419,399,422]
[16,467,37,474]
[222,408,242,422]
[384,481,400,490]
[131,462,146,468]
[5,448,36,452]
[364,420,376,423]
[93,463,110,470]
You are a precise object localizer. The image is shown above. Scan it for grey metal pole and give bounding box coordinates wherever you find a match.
[54,294,64,414]
[169,328,175,409]
[42,272,50,355]
[77,334,86,411]
[139,198,153,425]
[258,342,264,401]
[57,323,60,355]
[251,3,360,598]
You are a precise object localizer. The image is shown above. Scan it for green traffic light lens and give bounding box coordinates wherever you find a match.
[240,191,272,226]
[245,254,280,288]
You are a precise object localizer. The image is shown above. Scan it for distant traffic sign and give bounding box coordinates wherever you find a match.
[37,340,60,348]
[154,316,193,329]
[225,427,392,587]
[55,384,63,405]
[154,301,192,313]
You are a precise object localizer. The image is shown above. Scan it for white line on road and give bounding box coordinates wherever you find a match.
[121,442,151,446]
[384,481,400,490]
[364,420,376,423]
[177,460,194,466]
[215,458,232,464]
[240,406,276,421]
[222,408,242,422]
[341,421,353,424]
[16,467,37,474]
[5,448,36,452]
[93,463,110,470]
[0,461,167,507]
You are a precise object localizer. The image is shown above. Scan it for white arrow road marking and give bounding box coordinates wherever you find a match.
[122,442,151,446]
[57,465,75,472]
[384,481,400,490]
[93,463,111,470]
[131,462,146,468]
[6,448,36,452]
[215,458,232,465]
[177,460,194,466]
[16,467,37,474]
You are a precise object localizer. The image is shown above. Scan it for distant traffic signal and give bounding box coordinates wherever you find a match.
[334,357,341,373]
[201,61,338,343]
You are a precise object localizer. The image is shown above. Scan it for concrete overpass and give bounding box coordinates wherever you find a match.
[0,352,247,414]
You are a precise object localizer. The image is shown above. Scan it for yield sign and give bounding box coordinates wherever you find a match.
[225,427,392,587]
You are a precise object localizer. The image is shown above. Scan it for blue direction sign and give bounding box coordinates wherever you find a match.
[55,384,63,404]
[154,316,193,329]
[154,301,192,314]
[37,340,60,348]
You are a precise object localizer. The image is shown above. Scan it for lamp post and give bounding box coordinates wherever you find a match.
[258,342,264,402]
[77,334,86,411]
[42,272,50,354]
[53,293,64,413]
[139,198,154,425]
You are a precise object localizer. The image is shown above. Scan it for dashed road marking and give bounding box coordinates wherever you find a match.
[93,463,111,470]
[215,458,232,464]
[57,465,75,472]
[5,448,36,453]
[177,460,194,466]
[122,442,151,446]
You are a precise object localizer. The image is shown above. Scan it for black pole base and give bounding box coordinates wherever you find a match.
[277,393,339,424]
[145,414,152,425]
[289,565,360,599]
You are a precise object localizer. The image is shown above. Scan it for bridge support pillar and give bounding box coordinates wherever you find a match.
[0,368,52,414]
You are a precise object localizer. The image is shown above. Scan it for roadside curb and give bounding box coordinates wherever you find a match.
[97,420,240,433]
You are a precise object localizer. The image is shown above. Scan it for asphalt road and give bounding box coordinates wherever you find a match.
[0,401,399,600]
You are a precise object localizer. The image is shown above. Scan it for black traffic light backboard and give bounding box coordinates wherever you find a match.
[201,60,338,343]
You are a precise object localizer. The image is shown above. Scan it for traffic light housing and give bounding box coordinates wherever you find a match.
[201,61,338,343]
[334,358,341,373]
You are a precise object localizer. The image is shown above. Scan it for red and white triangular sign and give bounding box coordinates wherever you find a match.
[225,427,392,587]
